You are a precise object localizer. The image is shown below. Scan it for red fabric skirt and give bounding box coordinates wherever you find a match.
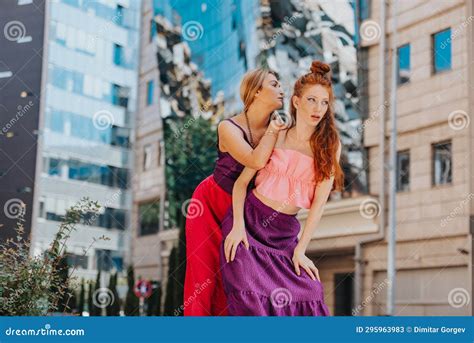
[183,175,231,316]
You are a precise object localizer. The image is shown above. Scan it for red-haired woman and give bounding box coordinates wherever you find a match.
[221,61,344,316]
[184,69,287,316]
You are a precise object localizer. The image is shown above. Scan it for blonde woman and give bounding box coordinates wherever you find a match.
[184,69,286,316]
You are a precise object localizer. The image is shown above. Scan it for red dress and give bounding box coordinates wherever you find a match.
[184,118,251,316]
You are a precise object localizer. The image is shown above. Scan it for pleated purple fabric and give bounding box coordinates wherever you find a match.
[220,190,330,316]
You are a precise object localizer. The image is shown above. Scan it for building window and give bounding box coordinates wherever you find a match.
[112,84,129,108]
[396,150,410,192]
[358,0,370,21]
[111,126,130,148]
[48,157,128,189]
[143,144,152,171]
[334,273,354,316]
[397,44,410,85]
[95,249,112,271]
[66,253,88,270]
[39,200,45,218]
[146,80,154,106]
[432,141,452,186]
[139,200,160,236]
[432,28,452,74]
[48,158,62,176]
[149,19,156,42]
[116,5,124,25]
[113,44,124,66]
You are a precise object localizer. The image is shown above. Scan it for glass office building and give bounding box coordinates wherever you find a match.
[31,0,141,279]
[153,0,260,111]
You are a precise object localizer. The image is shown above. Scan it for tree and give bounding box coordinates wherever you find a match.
[90,269,101,316]
[87,281,93,316]
[78,278,85,315]
[106,272,121,316]
[163,246,178,316]
[124,266,139,316]
[146,280,162,316]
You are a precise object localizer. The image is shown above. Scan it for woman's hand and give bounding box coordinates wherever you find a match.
[224,223,250,263]
[269,111,292,131]
[292,246,320,281]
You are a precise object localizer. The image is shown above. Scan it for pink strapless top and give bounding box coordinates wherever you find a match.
[255,148,316,209]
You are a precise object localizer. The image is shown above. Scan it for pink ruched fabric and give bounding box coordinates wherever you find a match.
[255,148,316,209]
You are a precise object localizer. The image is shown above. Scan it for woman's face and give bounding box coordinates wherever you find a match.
[292,84,329,127]
[255,73,284,110]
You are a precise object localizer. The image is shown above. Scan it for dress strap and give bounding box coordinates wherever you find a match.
[216,118,250,151]
[226,118,248,137]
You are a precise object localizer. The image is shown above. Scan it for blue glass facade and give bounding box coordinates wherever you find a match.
[154,0,260,110]
[35,0,141,276]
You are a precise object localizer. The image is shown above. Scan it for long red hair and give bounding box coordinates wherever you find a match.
[289,61,344,192]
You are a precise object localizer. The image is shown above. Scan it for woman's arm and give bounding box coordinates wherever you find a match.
[292,142,342,280]
[218,119,282,170]
[224,167,258,263]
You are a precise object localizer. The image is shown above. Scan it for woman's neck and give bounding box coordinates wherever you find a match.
[289,124,313,144]
[244,103,271,130]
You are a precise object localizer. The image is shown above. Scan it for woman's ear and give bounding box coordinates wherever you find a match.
[292,95,299,110]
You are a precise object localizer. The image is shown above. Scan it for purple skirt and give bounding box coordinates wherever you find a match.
[220,190,330,316]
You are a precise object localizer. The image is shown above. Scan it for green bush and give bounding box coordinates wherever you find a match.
[0,198,108,316]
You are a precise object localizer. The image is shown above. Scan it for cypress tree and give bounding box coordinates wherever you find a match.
[90,269,101,316]
[124,266,139,316]
[163,247,177,316]
[106,272,121,316]
[87,281,93,316]
[78,278,85,315]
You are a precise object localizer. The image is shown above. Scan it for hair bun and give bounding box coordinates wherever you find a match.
[310,61,331,76]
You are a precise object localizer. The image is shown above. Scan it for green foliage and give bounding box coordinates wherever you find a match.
[163,115,217,229]
[163,246,178,316]
[78,278,85,314]
[146,280,162,316]
[90,269,102,316]
[124,266,139,316]
[106,272,121,316]
[0,198,106,316]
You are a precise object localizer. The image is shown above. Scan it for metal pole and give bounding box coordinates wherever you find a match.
[387,0,398,316]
